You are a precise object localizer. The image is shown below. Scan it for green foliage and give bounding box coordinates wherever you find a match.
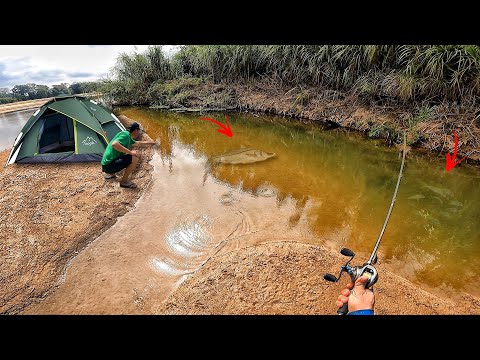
[205,88,236,107]
[366,122,401,146]
[354,70,382,97]
[69,81,101,94]
[8,83,71,100]
[0,81,102,105]
[11,84,31,100]
[36,85,49,98]
[49,83,71,97]
[0,97,17,104]
[412,105,434,124]
[368,125,382,138]
[396,105,436,145]
[146,77,205,105]
[105,45,480,107]
[104,45,172,104]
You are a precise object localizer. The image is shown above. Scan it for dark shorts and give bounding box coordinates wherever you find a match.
[102,154,132,174]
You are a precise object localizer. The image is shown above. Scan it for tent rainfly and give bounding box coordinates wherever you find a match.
[6,95,126,165]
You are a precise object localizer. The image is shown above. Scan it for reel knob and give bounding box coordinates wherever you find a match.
[323,273,338,282]
[340,248,355,257]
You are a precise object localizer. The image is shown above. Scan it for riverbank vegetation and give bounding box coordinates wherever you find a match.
[101,45,480,160]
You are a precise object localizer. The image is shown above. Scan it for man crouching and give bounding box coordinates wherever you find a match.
[101,122,156,188]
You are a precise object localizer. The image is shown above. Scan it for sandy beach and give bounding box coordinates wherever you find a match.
[0,98,53,115]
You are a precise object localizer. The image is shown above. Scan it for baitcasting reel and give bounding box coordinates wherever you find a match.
[324,247,378,315]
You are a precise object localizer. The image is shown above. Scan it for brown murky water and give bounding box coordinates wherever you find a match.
[28,107,480,313]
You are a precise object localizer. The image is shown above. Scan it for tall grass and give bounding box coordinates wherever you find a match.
[103,45,480,107]
[102,45,172,105]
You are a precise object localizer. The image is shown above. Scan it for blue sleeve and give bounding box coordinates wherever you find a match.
[347,309,374,315]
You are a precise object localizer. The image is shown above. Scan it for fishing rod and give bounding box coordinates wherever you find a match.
[323,132,408,315]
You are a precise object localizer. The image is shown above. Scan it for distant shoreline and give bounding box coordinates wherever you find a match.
[0,93,102,115]
[0,98,52,115]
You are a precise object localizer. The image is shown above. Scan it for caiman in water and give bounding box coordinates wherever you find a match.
[213,148,276,165]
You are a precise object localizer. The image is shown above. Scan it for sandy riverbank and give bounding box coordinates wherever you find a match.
[0,98,53,115]
[0,116,154,314]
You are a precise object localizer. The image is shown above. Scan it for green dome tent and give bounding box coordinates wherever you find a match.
[6,95,126,165]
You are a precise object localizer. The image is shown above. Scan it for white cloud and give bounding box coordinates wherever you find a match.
[0,45,179,89]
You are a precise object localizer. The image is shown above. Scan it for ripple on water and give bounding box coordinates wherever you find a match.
[149,254,207,275]
[150,257,192,275]
[165,216,213,257]
[150,215,228,276]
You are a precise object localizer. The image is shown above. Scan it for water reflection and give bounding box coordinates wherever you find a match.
[0,109,34,151]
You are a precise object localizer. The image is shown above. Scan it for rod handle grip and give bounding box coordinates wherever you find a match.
[337,302,349,315]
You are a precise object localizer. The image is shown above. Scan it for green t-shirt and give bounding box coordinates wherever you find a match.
[101,131,136,165]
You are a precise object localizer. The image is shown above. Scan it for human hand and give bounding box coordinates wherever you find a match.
[130,150,140,158]
[335,275,375,313]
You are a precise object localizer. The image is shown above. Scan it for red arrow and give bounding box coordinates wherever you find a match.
[446,130,467,171]
[199,115,233,137]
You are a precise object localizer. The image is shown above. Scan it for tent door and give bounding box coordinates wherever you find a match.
[38,113,75,154]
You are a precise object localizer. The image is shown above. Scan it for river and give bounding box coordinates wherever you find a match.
[0,109,34,152]
[119,107,480,301]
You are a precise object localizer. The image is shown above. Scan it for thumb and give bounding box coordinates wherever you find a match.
[353,275,369,291]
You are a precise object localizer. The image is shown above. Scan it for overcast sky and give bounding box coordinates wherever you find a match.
[0,45,179,90]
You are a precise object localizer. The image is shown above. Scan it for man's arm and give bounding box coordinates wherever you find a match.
[112,141,138,156]
[132,140,156,147]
